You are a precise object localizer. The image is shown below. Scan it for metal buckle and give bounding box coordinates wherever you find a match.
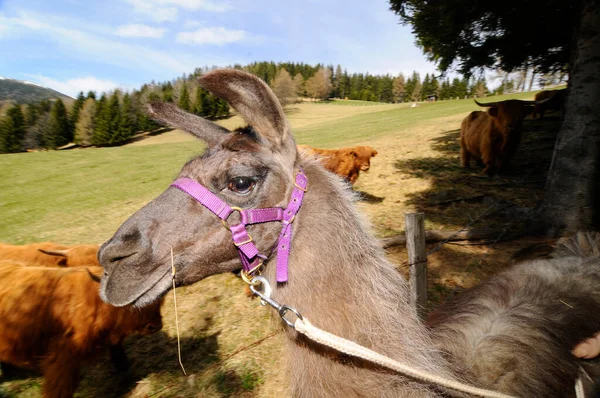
[294,180,307,192]
[240,261,263,285]
[249,276,304,329]
[293,170,308,192]
[233,234,253,246]
[221,206,244,230]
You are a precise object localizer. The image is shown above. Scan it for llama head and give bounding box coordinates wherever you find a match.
[99,69,299,307]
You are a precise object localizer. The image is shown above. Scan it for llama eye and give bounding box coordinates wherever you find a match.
[228,177,257,194]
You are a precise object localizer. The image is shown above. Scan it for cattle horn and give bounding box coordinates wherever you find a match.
[534,93,558,105]
[86,268,102,283]
[474,99,499,107]
[38,248,69,257]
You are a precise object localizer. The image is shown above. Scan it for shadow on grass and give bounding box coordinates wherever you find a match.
[77,331,220,397]
[388,117,562,313]
[355,189,385,203]
[394,117,560,231]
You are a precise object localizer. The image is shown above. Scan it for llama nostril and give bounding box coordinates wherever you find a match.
[109,252,137,263]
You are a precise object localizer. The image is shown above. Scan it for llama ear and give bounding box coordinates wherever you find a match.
[199,69,290,149]
[147,102,231,147]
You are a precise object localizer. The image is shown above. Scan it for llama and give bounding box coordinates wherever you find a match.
[98,69,600,397]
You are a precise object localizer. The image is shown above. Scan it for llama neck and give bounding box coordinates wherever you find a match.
[264,162,452,396]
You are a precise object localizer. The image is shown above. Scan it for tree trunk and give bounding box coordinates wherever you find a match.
[528,70,536,91]
[539,0,600,236]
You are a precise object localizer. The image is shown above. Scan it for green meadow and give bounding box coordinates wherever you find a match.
[0,91,535,245]
[1,90,557,397]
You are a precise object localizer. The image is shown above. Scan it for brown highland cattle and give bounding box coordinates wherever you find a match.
[460,99,539,175]
[0,242,100,267]
[0,263,163,398]
[298,145,377,184]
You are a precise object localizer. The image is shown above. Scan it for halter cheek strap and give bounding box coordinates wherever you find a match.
[170,169,307,282]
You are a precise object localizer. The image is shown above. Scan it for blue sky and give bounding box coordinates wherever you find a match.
[0,0,440,97]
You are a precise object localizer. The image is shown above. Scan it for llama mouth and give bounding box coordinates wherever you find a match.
[130,266,174,307]
[101,263,173,308]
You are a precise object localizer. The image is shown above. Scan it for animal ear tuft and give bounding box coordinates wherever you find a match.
[199,69,290,149]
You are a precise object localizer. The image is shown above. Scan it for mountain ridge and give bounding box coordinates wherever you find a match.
[0,77,73,104]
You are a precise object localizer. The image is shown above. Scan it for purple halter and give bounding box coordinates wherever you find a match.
[170,169,307,282]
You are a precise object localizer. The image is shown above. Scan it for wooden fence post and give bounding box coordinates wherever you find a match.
[405,213,427,317]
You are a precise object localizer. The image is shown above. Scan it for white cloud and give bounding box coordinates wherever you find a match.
[1,10,239,84]
[27,75,122,97]
[177,27,246,46]
[183,19,202,29]
[116,24,167,38]
[124,0,230,21]
[125,0,178,22]
[163,0,231,12]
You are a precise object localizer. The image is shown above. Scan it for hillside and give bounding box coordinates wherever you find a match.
[0,77,72,104]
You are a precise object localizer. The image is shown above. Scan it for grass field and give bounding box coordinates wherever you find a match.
[0,91,561,397]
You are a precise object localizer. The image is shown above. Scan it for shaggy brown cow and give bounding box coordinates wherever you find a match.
[533,88,566,119]
[460,99,538,175]
[0,242,100,267]
[298,145,377,183]
[0,263,163,398]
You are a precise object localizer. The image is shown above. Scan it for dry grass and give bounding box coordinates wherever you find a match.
[0,95,562,397]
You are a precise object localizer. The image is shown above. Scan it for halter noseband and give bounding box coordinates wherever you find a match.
[170,169,307,282]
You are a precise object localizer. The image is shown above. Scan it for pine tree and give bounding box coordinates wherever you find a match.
[0,104,26,153]
[48,99,70,148]
[422,73,432,100]
[106,92,122,144]
[162,82,174,103]
[178,84,191,112]
[23,104,42,149]
[74,98,96,146]
[194,88,207,116]
[116,93,135,143]
[215,98,230,118]
[69,92,86,140]
[204,94,216,118]
[439,79,451,100]
[25,104,39,127]
[430,75,440,99]
[93,94,110,145]
[0,117,15,154]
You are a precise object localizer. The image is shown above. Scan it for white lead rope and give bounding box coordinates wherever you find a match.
[294,317,516,398]
[249,276,585,398]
